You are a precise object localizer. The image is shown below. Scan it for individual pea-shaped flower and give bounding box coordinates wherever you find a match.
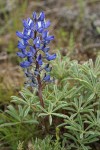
[22,18,34,30]
[43,74,50,82]
[42,30,54,44]
[34,37,41,48]
[46,53,56,61]
[20,60,31,68]
[36,54,43,66]
[44,64,52,72]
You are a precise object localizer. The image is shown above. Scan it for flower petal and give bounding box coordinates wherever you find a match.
[20,61,31,68]
[34,37,41,48]
[43,74,50,81]
[33,12,37,20]
[44,64,52,72]
[46,53,56,61]
[22,20,30,29]
[17,52,26,58]
[16,31,23,39]
[37,54,43,65]
[38,12,45,21]
[45,20,51,28]
[30,46,36,54]
[42,30,48,39]
[17,41,26,49]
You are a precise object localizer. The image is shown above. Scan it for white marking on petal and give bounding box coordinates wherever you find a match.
[28,19,32,26]
[38,21,42,28]
[21,39,24,45]
[27,30,31,36]
[37,40,39,43]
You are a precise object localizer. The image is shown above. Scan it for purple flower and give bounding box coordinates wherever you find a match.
[28,57,33,63]
[43,74,50,81]
[20,61,31,68]
[17,52,26,58]
[33,12,37,20]
[42,30,48,39]
[35,21,44,33]
[44,64,52,72]
[44,20,51,28]
[41,45,50,53]
[46,53,56,61]
[38,12,45,21]
[34,37,41,48]
[27,51,33,57]
[37,54,43,65]
[16,28,34,40]
[42,30,54,44]
[17,40,26,49]
[22,18,34,29]
[21,49,27,55]
[26,47,35,58]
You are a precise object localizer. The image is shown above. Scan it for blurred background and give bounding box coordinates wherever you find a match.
[0,0,100,106]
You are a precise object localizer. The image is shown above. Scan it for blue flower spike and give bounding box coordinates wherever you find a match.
[16,12,56,88]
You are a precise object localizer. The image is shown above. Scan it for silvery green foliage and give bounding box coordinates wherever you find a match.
[1,52,100,149]
[17,141,24,150]
[29,136,66,150]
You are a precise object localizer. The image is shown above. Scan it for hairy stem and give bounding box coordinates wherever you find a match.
[34,31,44,108]
[33,31,48,134]
[36,61,45,108]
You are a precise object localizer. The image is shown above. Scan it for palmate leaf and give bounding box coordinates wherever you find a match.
[70,61,81,78]
[85,111,100,128]
[89,56,100,76]
[11,96,27,105]
[23,106,30,117]
[5,105,38,126]
[80,144,91,150]
[83,136,99,144]
[51,52,70,79]
[37,105,48,113]
[64,86,83,99]
[43,84,68,104]
[64,127,99,148]
[74,78,94,91]
[0,122,20,127]
[65,95,95,115]
[20,88,36,97]
[6,105,20,121]
[81,56,100,77]
[11,88,39,107]
[52,103,68,112]
[38,102,67,125]
[87,93,95,101]
[64,132,77,142]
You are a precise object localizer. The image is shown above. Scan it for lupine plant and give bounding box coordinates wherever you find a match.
[16,12,56,108]
[0,12,100,150]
